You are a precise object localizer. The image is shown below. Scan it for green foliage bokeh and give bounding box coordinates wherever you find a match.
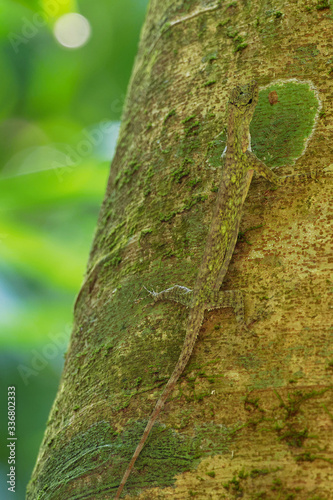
[0,0,148,497]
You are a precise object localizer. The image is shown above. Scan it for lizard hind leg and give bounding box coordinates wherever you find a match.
[206,289,250,332]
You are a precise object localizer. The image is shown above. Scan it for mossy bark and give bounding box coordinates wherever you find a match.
[28,0,333,498]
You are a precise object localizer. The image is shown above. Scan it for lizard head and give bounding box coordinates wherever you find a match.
[229,80,258,110]
[228,81,259,152]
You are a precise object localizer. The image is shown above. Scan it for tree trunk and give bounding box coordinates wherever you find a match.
[27,0,333,498]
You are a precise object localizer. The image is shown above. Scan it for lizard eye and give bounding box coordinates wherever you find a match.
[248,98,253,104]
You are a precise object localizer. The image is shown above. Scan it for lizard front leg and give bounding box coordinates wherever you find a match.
[244,150,282,184]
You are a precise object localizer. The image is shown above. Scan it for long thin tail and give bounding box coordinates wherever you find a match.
[114,380,173,499]
[114,308,203,499]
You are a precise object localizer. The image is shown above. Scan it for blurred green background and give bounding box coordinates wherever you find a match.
[0,0,148,497]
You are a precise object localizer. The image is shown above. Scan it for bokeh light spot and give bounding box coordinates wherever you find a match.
[54,13,91,49]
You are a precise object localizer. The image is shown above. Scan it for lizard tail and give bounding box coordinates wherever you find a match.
[114,394,167,499]
[114,307,203,499]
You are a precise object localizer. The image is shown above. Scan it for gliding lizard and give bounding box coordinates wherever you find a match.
[114,81,282,499]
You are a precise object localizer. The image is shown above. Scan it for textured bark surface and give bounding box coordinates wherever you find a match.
[28,0,333,499]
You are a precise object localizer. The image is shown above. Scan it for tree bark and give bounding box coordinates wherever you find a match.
[28,0,333,498]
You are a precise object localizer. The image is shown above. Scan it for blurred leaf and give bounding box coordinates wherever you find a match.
[0,162,108,209]
[9,0,77,18]
[40,0,77,20]
[0,217,85,290]
[0,49,19,118]
[9,0,40,12]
